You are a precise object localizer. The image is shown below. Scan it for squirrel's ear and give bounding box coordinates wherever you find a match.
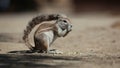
[55,19,60,24]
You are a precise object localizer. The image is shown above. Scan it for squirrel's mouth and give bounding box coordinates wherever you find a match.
[63,28,72,37]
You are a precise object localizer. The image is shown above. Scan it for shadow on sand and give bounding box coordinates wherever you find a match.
[0,50,81,68]
[0,50,120,68]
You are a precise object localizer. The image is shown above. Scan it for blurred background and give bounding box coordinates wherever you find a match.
[1,0,120,68]
[0,0,120,14]
[0,0,120,55]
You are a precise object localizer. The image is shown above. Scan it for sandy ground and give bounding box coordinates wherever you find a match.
[0,12,120,68]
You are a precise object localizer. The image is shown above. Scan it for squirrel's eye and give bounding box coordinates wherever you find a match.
[63,20,67,23]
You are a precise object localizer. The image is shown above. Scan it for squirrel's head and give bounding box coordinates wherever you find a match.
[55,17,72,37]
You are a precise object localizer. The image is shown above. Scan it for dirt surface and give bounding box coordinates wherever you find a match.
[0,13,120,68]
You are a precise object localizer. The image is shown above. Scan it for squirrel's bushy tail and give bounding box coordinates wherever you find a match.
[23,14,66,50]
